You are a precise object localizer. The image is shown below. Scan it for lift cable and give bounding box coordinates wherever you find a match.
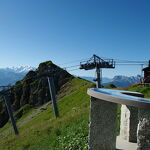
[60,57,148,70]
[115,64,147,66]
[58,57,90,66]
[67,68,80,72]
[62,64,80,69]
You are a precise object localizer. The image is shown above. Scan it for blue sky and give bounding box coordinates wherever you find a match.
[0,0,150,77]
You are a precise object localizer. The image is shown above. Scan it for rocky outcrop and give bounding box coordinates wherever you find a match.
[0,61,73,127]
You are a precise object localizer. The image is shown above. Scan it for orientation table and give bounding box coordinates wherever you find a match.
[87,88,150,150]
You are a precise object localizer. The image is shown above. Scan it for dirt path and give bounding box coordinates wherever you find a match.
[0,102,51,139]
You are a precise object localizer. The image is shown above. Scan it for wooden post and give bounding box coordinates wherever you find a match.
[47,77,59,118]
[4,95,19,135]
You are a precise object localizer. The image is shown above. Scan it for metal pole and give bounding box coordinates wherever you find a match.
[4,95,19,135]
[141,64,143,77]
[47,77,59,118]
[100,68,102,87]
[96,67,101,88]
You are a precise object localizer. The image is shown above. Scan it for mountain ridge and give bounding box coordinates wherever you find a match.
[0,61,73,128]
[0,66,142,88]
[80,75,141,88]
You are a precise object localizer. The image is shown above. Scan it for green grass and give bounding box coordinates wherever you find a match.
[1,80,148,150]
[125,85,150,98]
[0,78,93,150]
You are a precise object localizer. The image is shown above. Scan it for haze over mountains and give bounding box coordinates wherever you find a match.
[80,75,141,88]
[0,66,35,86]
[2,66,35,73]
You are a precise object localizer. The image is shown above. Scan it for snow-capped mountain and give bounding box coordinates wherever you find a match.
[2,66,36,73]
[0,65,142,88]
[0,66,36,86]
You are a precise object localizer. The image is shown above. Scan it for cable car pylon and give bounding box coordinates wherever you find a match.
[80,54,115,88]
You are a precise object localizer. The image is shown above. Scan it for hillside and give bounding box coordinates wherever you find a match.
[125,85,150,98]
[0,61,73,128]
[0,61,94,150]
[1,80,149,150]
[0,77,94,150]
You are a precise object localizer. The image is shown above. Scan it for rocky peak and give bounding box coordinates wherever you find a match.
[0,61,73,128]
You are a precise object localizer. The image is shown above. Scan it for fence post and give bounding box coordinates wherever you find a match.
[47,77,59,118]
[4,95,19,135]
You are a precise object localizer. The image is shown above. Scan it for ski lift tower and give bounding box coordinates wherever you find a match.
[80,54,115,88]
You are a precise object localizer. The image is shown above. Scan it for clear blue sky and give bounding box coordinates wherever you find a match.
[0,0,150,77]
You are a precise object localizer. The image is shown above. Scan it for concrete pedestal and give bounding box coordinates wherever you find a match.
[137,108,150,150]
[87,88,150,150]
[120,105,138,143]
[89,97,117,150]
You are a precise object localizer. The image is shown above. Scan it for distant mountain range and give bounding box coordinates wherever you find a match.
[79,76,111,84]
[0,66,35,73]
[0,66,35,86]
[0,66,141,88]
[80,75,141,88]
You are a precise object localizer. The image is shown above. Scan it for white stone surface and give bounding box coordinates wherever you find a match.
[116,136,137,150]
[120,105,130,141]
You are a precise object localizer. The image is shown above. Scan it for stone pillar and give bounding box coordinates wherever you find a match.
[89,97,117,150]
[137,108,150,150]
[128,106,139,143]
[120,105,138,143]
[120,105,130,141]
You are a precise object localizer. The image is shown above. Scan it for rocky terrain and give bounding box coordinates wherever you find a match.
[0,61,73,128]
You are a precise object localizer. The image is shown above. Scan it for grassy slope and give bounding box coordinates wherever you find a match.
[1,80,147,150]
[0,78,93,150]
